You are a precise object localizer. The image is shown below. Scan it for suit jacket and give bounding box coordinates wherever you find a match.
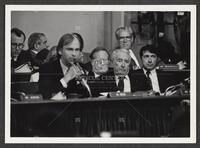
[129,48,143,69]
[131,69,176,93]
[28,48,49,68]
[87,68,136,96]
[11,50,30,69]
[87,69,118,97]
[39,59,90,100]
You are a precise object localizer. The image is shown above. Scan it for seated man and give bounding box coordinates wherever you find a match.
[132,44,176,94]
[111,48,135,92]
[115,26,142,69]
[39,33,91,100]
[11,28,30,69]
[87,47,117,97]
[27,32,49,69]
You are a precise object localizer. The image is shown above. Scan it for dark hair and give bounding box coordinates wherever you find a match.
[11,28,26,42]
[28,32,45,49]
[115,26,136,40]
[89,46,110,60]
[56,33,84,59]
[139,44,159,58]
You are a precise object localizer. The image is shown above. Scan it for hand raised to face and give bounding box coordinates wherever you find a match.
[63,64,84,84]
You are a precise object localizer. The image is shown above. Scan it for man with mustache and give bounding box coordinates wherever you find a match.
[39,33,90,100]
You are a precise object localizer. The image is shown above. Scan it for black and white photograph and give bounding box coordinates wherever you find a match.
[5,5,196,143]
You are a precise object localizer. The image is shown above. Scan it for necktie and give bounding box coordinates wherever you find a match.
[146,70,152,90]
[118,77,125,92]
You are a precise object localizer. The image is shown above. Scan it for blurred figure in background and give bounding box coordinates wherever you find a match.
[27,32,49,70]
[157,32,186,69]
[45,45,57,62]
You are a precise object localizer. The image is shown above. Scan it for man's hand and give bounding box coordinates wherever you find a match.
[63,64,83,84]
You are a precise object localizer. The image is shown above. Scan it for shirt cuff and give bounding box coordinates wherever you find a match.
[60,78,68,88]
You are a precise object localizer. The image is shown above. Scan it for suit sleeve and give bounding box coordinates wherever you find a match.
[38,65,64,100]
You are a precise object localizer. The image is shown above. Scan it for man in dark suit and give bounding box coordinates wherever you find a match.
[111,48,135,92]
[11,28,30,69]
[27,32,49,69]
[87,47,117,97]
[39,33,90,100]
[132,45,176,94]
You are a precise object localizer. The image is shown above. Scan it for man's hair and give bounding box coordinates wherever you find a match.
[115,26,136,40]
[28,32,45,50]
[56,33,84,58]
[89,46,110,60]
[139,44,159,58]
[111,48,131,62]
[11,28,26,42]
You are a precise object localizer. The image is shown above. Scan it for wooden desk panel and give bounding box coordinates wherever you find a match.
[11,95,190,137]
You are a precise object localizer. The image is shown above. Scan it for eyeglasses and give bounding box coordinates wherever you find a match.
[119,36,132,41]
[11,43,24,49]
[93,59,109,65]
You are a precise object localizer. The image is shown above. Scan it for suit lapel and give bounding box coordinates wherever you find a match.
[156,69,164,92]
[54,59,65,79]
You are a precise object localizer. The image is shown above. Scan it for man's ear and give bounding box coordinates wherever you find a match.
[58,48,62,56]
[131,36,135,43]
[91,59,95,67]
[34,43,39,50]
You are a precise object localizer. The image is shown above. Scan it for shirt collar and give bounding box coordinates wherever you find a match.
[143,68,156,75]
[115,75,128,80]
[12,57,18,61]
[31,49,38,54]
[94,72,100,78]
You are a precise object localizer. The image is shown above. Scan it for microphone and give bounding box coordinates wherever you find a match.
[74,62,92,97]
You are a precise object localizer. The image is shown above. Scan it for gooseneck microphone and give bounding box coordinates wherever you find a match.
[74,61,92,97]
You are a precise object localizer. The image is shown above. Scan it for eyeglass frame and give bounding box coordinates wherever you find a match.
[11,43,24,49]
[118,36,132,41]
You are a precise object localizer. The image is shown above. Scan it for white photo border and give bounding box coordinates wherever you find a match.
[5,5,197,143]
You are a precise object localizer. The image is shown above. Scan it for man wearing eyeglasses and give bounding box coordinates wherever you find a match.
[87,47,117,97]
[115,27,142,70]
[11,28,29,69]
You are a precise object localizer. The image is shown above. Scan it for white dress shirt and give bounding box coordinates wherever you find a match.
[94,72,100,78]
[143,69,160,93]
[115,75,131,92]
[31,49,39,55]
